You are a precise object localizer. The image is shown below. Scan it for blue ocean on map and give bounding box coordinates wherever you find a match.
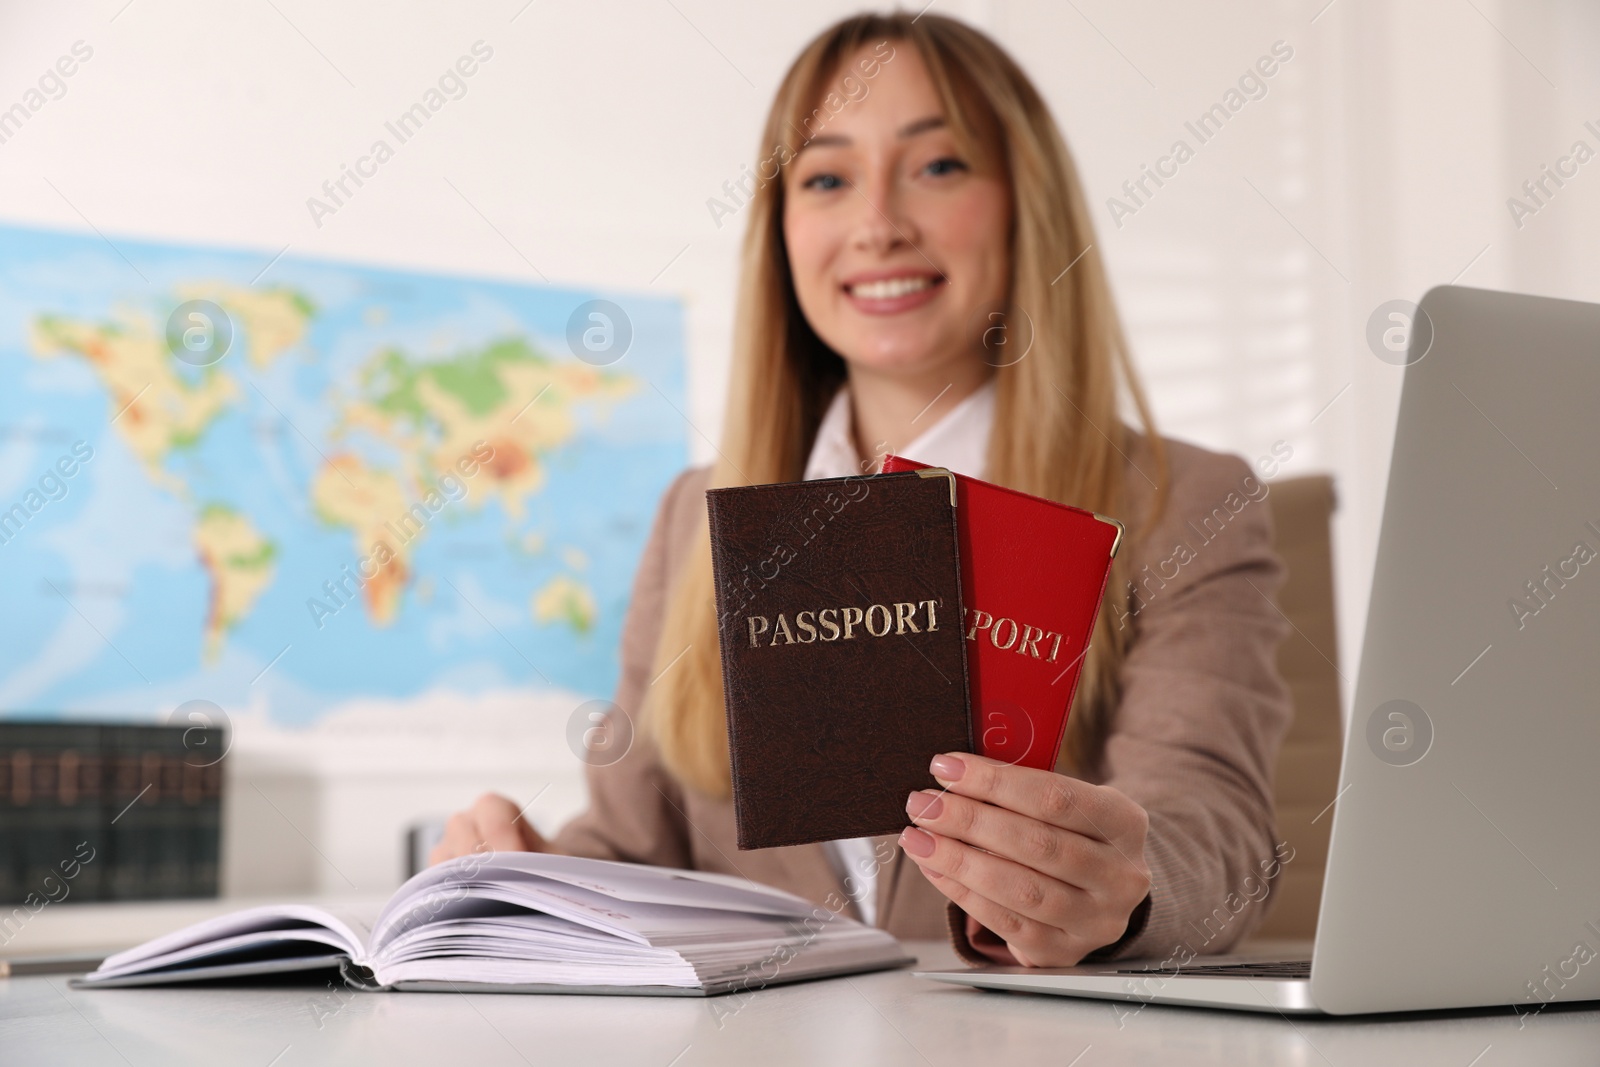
[0,222,688,726]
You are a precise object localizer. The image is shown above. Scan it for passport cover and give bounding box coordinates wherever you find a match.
[706,470,974,850]
[879,455,1123,771]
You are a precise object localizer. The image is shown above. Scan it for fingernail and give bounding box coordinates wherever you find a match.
[905,790,943,821]
[930,753,965,782]
[899,826,936,858]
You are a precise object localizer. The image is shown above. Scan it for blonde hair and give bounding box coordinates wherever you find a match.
[646,12,1168,797]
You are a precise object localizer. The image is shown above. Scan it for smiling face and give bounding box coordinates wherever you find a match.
[782,44,1013,383]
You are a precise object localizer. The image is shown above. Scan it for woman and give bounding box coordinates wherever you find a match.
[431,11,1293,968]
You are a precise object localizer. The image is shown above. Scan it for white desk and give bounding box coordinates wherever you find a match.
[4,939,1599,1066]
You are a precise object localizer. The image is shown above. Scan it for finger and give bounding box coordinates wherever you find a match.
[929,753,1142,841]
[516,819,549,852]
[470,793,533,854]
[902,851,1080,967]
[898,823,1090,932]
[905,789,1115,890]
[507,800,548,851]
[429,811,477,865]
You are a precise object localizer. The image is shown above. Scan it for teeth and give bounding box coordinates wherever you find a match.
[850,276,934,300]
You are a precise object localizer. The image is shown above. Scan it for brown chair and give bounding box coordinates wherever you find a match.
[1254,474,1344,940]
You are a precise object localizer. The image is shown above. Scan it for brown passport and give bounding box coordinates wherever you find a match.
[706,470,974,850]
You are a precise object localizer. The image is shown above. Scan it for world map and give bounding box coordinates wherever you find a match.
[0,223,687,725]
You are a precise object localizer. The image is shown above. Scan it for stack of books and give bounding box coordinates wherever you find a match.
[0,721,223,906]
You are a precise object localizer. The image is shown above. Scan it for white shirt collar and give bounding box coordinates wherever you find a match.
[802,377,996,482]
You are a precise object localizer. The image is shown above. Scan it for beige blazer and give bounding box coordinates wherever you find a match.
[551,433,1293,961]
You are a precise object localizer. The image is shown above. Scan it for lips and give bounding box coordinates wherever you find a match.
[842,271,945,314]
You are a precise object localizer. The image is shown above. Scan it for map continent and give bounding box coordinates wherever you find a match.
[0,223,687,723]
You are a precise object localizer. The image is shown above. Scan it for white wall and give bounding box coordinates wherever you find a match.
[3,0,1598,894]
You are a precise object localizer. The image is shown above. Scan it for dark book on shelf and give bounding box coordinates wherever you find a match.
[0,720,223,909]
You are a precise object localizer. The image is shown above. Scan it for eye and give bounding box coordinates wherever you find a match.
[802,172,846,191]
[922,156,969,177]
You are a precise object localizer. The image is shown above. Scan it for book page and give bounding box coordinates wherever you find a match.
[90,903,376,977]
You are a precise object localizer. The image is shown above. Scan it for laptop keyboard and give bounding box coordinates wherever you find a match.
[1113,959,1312,980]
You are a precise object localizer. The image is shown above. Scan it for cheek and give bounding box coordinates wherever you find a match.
[927,181,1011,293]
[783,203,839,307]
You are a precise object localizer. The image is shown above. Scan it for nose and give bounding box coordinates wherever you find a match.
[850,163,918,255]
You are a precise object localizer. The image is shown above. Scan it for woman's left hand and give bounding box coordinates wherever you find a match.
[899,751,1152,967]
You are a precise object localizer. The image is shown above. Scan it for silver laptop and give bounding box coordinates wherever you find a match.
[916,285,1600,1014]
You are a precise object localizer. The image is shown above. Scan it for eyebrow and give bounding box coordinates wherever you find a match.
[797,115,947,151]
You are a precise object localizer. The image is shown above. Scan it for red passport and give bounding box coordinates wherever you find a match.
[879,455,1123,771]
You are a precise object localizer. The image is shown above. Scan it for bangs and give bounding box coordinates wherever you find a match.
[771,18,1008,186]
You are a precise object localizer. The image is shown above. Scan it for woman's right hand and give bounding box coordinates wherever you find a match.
[427,792,548,866]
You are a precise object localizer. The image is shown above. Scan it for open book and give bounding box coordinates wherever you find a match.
[75,852,911,996]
